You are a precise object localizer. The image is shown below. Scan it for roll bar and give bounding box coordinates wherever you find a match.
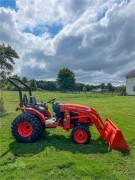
[8,78,33,105]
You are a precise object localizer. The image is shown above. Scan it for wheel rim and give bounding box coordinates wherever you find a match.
[18,121,33,137]
[74,129,88,143]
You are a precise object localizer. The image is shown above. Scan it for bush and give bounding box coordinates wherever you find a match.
[0,97,6,115]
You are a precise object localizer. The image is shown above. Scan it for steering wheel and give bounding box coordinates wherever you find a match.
[47,98,56,104]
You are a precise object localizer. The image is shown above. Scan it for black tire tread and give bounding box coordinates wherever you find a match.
[11,113,42,143]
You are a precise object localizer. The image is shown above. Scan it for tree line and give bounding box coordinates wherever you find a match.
[0,44,127,115]
[0,73,126,94]
[0,44,126,94]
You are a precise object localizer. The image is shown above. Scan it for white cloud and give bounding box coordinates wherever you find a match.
[0,0,135,84]
[15,0,91,29]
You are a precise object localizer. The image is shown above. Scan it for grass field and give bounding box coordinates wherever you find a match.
[0,91,135,180]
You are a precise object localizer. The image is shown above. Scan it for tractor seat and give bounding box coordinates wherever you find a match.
[34,104,48,113]
[36,106,46,113]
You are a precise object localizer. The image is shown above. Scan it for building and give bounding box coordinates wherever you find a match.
[126,69,135,95]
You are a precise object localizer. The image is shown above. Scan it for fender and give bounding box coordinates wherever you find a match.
[24,107,46,124]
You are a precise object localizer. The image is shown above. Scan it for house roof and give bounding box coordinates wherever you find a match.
[127,69,135,78]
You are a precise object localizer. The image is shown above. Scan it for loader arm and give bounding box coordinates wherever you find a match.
[89,108,129,152]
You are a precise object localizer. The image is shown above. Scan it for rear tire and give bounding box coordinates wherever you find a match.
[11,113,42,143]
[42,123,45,131]
[71,125,91,144]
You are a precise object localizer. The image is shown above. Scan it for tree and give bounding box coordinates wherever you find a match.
[57,68,76,91]
[0,44,19,114]
[100,83,106,90]
[45,81,57,91]
[22,77,28,83]
[21,77,28,90]
[83,86,87,93]
[75,83,84,92]
[11,74,20,80]
[107,83,114,92]
[30,80,37,91]
[0,44,19,79]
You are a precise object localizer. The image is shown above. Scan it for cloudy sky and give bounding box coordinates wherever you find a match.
[0,0,135,84]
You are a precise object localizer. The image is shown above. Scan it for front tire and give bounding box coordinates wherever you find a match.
[11,113,42,143]
[71,125,91,144]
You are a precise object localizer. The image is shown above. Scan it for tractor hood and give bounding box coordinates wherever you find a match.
[61,103,91,112]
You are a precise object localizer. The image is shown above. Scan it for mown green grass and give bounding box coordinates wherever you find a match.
[0,91,135,180]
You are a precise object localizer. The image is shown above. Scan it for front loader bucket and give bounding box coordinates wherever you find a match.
[101,119,129,151]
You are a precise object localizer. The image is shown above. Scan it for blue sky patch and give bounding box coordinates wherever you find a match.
[23,24,48,36]
[0,0,16,9]
[96,9,107,21]
[48,24,63,37]
[23,23,63,37]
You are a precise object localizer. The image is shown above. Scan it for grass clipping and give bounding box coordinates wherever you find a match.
[0,97,6,116]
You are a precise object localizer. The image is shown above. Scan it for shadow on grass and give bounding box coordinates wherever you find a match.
[0,112,10,117]
[3,132,110,157]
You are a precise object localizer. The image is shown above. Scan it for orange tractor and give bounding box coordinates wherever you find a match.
[9,78,129,152]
